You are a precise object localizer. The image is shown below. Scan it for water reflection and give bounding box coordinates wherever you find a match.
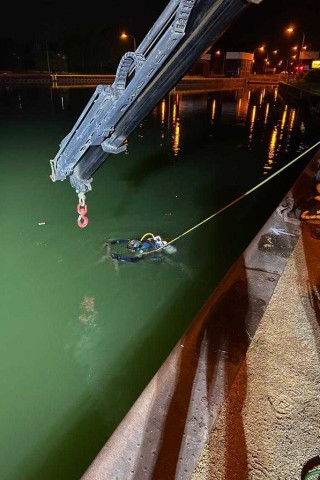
[210,99,216,123]
[0,84,310,180]
[151,85,307,178]
[248,105,257,146]
[264,103,270,125]
[172,96,180,156]
[265,126,277,174]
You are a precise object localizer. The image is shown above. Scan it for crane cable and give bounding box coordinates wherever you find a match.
[142,140,320,257]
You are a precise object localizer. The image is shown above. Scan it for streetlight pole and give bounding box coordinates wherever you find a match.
[45,41,51,74]
[252,45,265,74]
[298,30,305,65]
[120,33,137,52]
[264,54,268,74]
[214,50,225,75]
[286,26,305,66]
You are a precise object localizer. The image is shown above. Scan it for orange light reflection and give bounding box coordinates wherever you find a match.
[281,105,288,129]
[211,99,216,122]
[264,103,270,124]
[161,99,166,124]
[172,119,180,156]
[264,126,278,174]
[288,108,296,131]
[248,105,256,143]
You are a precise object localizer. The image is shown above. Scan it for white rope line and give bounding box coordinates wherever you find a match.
[142,140,320,256]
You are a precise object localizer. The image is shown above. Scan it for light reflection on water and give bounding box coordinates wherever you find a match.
[149,86,306,174]
[0,83,317,480]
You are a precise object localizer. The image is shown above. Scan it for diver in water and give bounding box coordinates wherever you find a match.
[107,233,176,263]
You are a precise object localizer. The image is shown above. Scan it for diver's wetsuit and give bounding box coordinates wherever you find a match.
[111,252,143,262]
[109,238,160,263]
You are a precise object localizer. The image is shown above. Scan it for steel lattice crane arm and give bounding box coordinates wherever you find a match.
[50,0,263,198]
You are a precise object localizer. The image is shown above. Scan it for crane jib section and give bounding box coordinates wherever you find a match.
[49,0,263,197]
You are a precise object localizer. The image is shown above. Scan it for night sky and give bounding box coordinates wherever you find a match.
[0,0,319,66]
[0,0,168,43]
[222,0,319,51]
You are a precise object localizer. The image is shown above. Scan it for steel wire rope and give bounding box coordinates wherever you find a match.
[141,140,320,257]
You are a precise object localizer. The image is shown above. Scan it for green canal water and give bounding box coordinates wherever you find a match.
[0,84,317,480]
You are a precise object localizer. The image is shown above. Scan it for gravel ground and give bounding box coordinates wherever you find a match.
[191,235,320,480]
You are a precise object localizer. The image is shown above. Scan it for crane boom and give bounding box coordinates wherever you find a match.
[50,0,262,197]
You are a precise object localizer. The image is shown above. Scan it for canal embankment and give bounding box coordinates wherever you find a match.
[0,72,286,89]
[0,72,115,87]
[279,81,320,123]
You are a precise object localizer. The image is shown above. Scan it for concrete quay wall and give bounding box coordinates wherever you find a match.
[0,73,283,89]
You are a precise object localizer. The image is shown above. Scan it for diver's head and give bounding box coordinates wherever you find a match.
[127,239,142,250]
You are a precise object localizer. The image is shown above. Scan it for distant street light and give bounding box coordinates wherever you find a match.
[253,45,265,55]
[286,26,306,65]
[120,32,137,51]
[251,45,265,73]
[215,49,226,75]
